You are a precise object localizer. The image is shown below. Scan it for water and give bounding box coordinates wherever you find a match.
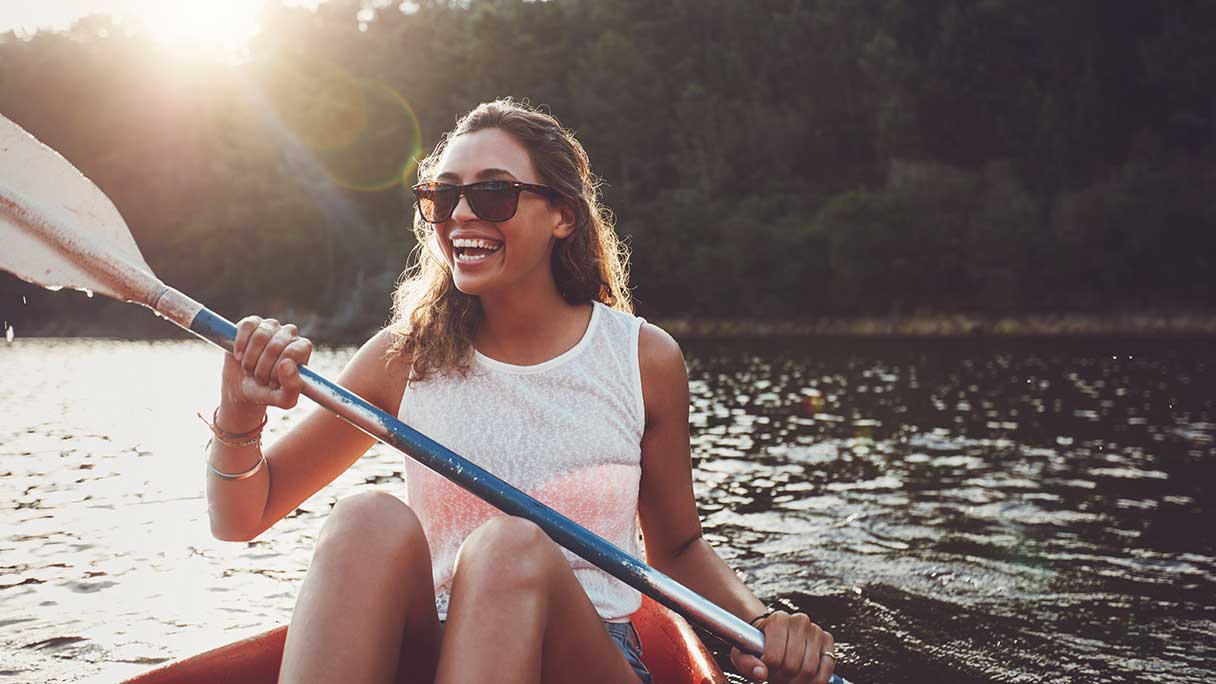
[1,337,1213,683]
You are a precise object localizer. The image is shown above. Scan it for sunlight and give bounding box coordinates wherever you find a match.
[129,0,261,57]
[4,1,331,61]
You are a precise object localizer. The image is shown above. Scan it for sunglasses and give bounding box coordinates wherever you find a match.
[412,180,562,223]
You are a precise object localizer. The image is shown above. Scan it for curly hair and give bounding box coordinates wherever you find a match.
[385,98,632,381]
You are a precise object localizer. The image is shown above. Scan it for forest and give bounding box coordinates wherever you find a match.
[2,0,1214,339]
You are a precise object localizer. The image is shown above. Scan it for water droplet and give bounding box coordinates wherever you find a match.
[45,285,63,292]
[21,296,27,304]
[84,289,94,298]
[5,323,13,343]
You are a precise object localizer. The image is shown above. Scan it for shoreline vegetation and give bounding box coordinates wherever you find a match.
[8,308,1216,342]
[657,312,1216,338]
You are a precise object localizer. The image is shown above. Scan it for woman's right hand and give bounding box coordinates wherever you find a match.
[221,316,314,411]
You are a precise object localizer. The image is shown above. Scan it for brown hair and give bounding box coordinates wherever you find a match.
[386,98,632,380]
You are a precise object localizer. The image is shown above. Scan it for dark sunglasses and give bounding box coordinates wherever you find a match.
[412,180,562,223]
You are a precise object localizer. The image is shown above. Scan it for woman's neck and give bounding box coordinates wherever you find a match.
[474,286,592,366]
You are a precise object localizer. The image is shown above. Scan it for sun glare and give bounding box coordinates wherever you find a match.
[123,0,263,58]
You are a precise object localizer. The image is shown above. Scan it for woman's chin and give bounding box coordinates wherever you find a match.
[452,270,493,297]
[450,251,505,295]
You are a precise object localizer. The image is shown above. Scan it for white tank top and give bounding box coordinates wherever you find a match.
[398,301,647,622]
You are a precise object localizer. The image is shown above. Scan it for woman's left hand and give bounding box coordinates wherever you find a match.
[730,610,836,684]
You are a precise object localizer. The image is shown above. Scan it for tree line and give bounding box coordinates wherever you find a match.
[2,0,1214,339]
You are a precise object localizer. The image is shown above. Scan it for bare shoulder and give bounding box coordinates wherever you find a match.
[638,322,689,422]
[339,327,414,416]
[639,322,683,370]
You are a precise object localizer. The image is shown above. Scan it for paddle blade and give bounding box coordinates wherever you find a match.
[0,114,160,304]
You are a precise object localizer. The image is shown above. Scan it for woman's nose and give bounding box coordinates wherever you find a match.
[450,193,477,222]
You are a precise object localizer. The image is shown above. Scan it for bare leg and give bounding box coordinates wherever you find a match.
[435,516,641,684]
[279,490,441,684]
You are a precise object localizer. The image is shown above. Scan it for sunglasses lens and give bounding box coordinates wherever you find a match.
[466,183,518,222]
[414,184,457,223]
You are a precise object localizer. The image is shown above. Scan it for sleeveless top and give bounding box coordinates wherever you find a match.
[398,301,647,622]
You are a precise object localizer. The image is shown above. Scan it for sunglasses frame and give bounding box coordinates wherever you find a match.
[412,180,562,224]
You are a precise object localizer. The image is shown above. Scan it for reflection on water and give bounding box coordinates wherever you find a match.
[1,337,1213,683]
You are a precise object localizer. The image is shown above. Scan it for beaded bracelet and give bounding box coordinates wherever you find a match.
[197,407,267,447]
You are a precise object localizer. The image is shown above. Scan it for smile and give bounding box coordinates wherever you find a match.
[452,237,503,264]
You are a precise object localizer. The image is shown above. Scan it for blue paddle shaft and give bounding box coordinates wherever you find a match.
[190,307,851,684]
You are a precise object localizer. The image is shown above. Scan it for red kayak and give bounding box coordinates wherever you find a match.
[123,595,727,684]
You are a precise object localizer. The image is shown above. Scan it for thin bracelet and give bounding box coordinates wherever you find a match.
[204,436,267,480]
[749,607,776,627]
[198,407,267,436]
[213,431,262,448]
[210,406,268,438]
[197,408,266,447]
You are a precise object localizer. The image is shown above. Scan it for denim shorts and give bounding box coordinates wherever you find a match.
[437,619,652,683]
[605,620,653,684]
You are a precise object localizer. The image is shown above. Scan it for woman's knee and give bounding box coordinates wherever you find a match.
[453,516,562,586]
[315,490,428,568]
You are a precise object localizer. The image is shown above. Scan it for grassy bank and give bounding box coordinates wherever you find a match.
[655,312,1216,338]
[9,304,1216,342]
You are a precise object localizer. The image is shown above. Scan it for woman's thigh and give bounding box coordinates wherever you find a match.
[436,516,641,684]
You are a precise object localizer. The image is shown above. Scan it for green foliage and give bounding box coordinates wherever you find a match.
[815,161,1043,313]
[1051,161,1216,307]
[1,0,1214,338]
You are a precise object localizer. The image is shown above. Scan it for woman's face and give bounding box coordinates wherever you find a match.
[428,128,573,298]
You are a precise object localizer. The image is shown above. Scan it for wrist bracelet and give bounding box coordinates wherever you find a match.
[198,407,267,447]
[204,437,267,480]
[201,406,268,437]
[749,607,776,627]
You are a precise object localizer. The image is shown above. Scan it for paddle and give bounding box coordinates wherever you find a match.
[0,114,850,684]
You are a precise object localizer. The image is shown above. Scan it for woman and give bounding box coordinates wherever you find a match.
[202,99,836,684]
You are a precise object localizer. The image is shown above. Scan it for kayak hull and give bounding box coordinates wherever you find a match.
[122,595,727,684]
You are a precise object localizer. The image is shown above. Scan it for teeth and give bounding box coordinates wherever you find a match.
[452,238,502,251]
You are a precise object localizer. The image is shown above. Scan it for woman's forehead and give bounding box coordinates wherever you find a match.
[434,128,539,183]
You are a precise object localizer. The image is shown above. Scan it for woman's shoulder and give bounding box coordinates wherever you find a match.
[367,326,411,362]
[339,328,414,415]
[637,321,681,366]
[637,322,687,413]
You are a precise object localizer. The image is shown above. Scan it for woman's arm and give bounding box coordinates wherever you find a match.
[636,323,835,684]
[206,322,411,541]
[635,323,765,619]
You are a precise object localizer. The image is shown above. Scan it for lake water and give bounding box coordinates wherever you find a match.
[1,337,1213,683]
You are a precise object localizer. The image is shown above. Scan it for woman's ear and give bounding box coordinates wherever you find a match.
[552,199,578,239]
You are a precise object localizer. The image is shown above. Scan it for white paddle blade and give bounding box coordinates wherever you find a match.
[0,114,160,304]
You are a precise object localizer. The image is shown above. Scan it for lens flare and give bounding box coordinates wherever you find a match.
[253,52,422,192]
